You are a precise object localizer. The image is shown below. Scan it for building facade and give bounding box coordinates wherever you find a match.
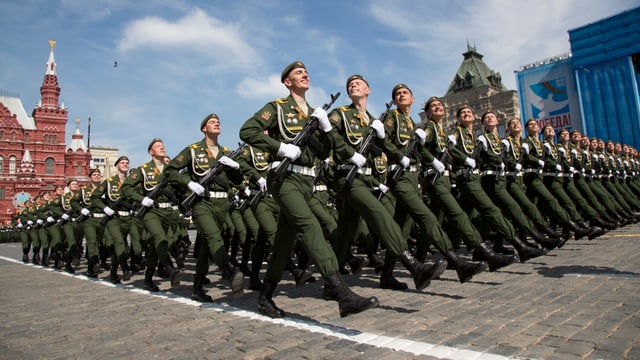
[0,40,92,224]
[419,44,520,137]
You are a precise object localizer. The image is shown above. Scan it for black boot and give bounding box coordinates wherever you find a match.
[399,249,448,291]
[41,250,49,267]
[87,256,99,278]
[530,229,560,250]
[53,251,63,270]
[367,252,385,273]
[566,221,591,241]
[591,216,616,230]
[347,254,369,275]
[258,280,285,318]
[163,261,184,288]
[543,226,563,239]
[191,274,213,302]
[143,265,160,292]
[32,248,41,265]
[445,250,487,283]
[587,225,606,240]
[110,258,121,284]
[22,251,29,263]
[64,251,75,274]
[221,264,243,295]
[291,268,313,287]
[473,242,518,272]
[509,237,548,262]
[379,254,408,290]
[492,238,515,255]
[326,274,379,318]
[120,254,132,281]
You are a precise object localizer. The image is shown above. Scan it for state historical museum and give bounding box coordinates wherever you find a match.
[0,40,92,224]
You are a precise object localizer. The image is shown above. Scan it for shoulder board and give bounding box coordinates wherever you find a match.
[338,106,351,111]
[221,146,231,152]
[390,109,400,116]
[189,142,201,149]
[274,97,288,104]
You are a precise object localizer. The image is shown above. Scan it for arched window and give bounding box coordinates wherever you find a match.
[77,165,82,177]
[24,133,29,142]
[0,156,3,174]
[0,187,5,200]
[11,132,16,140]
[45,157,55,175]
[9,156,16,174]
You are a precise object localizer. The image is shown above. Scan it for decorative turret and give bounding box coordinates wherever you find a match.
[39,39,61,110]
[445,43,508,95]
[68,117,88,152]
[17,150,36,178]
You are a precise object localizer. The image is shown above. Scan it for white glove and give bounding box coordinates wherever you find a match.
[477,135,488,151]
[432,158,445,174]
[103,207,115,216]
[501,139,511,152]
[17,223,23,228]
[370,119,385,139]
[218,155,239,169]
[543,142,552,154]
[538,160,545,168]
[80,208,90,216]
[571,149,578,156]
[61,213,70,221]
[47,216,55,223]
[498,162,505,171]
[277,143,301,161]
[521,143,530,154]
[415,129,426,145]
[348,152,367,168]
[569,167,575,173]
[558,147,566,156]
[188,181,206,196]
[447,135,457,145]
[623,160,629,166]
[27,220,33,226]
[378,183,389,194]
[556,164,562,172]
[599,154,605,160]
[257,177,267,192]
[243,186,251,197]
[515,163,523,172]
[141,197,154,208]
[464,157,476,169]
[36,219,44,225]
[399,156,410,169]
[312,108,332,133]
[591,169,596,175]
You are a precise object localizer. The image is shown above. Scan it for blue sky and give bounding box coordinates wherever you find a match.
[1,0,638,167]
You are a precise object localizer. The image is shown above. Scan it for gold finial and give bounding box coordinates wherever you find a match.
[75,117,80,125]
[48,39,56,49]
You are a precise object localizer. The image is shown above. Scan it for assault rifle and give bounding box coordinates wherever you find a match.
[274,92,341,178]
[238,189,263,213]
[99,196,132,226]
[462,140,482,181]
[134,178,168,220]
[180,142,247,214]
[346,101,393,184]
[431,140,455,185]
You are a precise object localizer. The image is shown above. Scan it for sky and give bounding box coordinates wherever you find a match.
[1,0,638,167]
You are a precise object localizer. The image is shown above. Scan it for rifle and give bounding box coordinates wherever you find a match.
[463,141,482,181]
[238,189,263,213]
[346,101,393,184]
[274,92,341,178]
[180,142,247,215]
[134,178,168,220]
[431,140,455,185]
[99,196,131,226]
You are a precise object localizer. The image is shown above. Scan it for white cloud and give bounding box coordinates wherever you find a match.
[117,8,260,70]
[235,75,286,100]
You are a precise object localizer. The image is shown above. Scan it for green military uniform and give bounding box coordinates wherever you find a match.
[71,181,104,277]
[16,208,31,262]
[44,193,67,269]
[55,189,81,272]
[164,138,245,300]
[122,158,182,291]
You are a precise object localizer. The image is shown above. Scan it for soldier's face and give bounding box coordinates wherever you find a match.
[202,117,221,135]
[590,139,598,150]
[116,160,129,173]
[526,121,539,135]
[543,126,555,139]
[393,88,414,107]
[457,108,474,125]
[284,68,309,91]
[559,131,569,143]
[347,79,370,98]
[508,119,522,134]
[426,100,444,119]
[68,181,79,191]
[149,141,166,158]
[571,132,581,143]
[482,112,498,127]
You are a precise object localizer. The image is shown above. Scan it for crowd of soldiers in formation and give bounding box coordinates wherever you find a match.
[6,64,640,320]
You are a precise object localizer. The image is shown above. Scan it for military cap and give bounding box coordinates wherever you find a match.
[391,83,412,99]
[346,74,369,91]
[88,168,101,176]
[115,155,129,166]
[423,96,442,112]
[456,104,473,118]
[480,109,495,122]
[148,138,163,151]
[200,113,219,131]
[281,61,306,82]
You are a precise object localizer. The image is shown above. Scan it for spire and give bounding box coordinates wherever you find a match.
[17,150,35,178]
[39,39,61,109]
[68,117,88,152]
[445,43,507,95]
[46,39,57,76]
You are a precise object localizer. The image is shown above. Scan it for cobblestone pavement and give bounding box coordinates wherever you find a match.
[0,224,639,359]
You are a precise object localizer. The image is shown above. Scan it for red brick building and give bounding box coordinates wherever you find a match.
[0,40,91,224]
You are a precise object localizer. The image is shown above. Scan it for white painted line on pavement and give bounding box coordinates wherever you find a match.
[0,254,517,360]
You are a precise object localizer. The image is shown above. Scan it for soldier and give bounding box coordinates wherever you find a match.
[122,139,184,292]
[71,169,105,277]
[59,179,82,273]
[420,97,516,273]
[16,201,33,263]
[449,106,546,262]
[477,111,562,250]
[45,186,69,269]
[239,62,379,318]
[91,156,135,284]
[164,114,245,302]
